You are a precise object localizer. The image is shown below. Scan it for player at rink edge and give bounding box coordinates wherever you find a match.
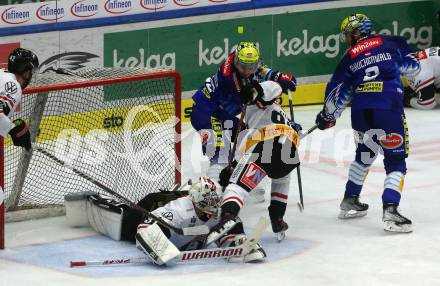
[64,176,266,265]
[314,14,420,233]
[0,48,39,151]
[190,41,297,202]
[403,46,440,110]
[215,80,302,242]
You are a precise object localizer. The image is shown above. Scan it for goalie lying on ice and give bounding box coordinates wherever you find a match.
[218,80,302,241]
[64,176,265,265]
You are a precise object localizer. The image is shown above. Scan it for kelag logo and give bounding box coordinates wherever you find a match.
[1,7,30,24]
[104,0,132,14]
[36,4,65,21]
[71,0,99,18]
[140,0,168,10]
[173,0,200,7]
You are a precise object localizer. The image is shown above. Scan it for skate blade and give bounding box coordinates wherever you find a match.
[276,231,286,242]
[384,221,413,233]
[338,210,367,219]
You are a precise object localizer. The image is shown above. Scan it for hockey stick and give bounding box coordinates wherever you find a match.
[300,125,318,140]
[34,146,209,236]
[228,102,248,168]
[70,245,244,267]
[287,90,305,212]
[70,217,269,267]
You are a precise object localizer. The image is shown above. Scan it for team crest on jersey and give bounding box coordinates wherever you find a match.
[5,81,17,94]
[379,133,404,149]
[161,212,173,221]
[240,162,266,189]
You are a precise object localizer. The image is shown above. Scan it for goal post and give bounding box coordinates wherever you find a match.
[0,68,182,249]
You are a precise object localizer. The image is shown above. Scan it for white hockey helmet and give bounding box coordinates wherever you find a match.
[189,176,221,215]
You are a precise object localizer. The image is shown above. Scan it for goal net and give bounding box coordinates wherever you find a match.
[0,67,182,249]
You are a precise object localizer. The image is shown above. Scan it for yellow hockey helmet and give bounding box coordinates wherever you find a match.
[340,13,372,42]
[234,42,260,72]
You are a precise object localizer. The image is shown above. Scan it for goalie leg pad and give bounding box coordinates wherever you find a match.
[135,223,181,265]
[87,194,125,241]
[64,191,98,227]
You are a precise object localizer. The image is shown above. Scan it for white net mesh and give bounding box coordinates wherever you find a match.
[3,67,181,212]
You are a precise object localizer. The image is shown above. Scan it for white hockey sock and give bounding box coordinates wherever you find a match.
[348,161,370,186]
[270,175,290,204]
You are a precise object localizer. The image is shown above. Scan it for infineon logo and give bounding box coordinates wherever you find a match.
[104,0,132,14]
[1,7,30,24]
[36,4,65,21]
[71,0,99,18]
[173,0,200,7]
[140,0,168,10]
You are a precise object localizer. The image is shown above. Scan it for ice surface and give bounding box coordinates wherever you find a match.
[2,106,440,286]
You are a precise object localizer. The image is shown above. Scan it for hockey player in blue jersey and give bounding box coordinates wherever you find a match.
[190,42,297,184]
[315,14,420,233]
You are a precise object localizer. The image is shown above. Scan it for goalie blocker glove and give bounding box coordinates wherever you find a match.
[9,119,31,150]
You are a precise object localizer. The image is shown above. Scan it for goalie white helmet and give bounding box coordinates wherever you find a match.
[189,176,221,215]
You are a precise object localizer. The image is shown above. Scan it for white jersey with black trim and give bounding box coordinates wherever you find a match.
[238,81,299,155]
[150,196,219,250]
[0,69,22,137]
[407,47,440,109]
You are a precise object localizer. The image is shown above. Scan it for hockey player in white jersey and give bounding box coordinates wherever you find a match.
[404,47,440,110]
[217,80,301,241]
[65,176,266,265]
[0,48,39,149]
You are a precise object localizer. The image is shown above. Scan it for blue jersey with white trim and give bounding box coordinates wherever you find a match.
[323,35,420,118]
[193,52,278,117]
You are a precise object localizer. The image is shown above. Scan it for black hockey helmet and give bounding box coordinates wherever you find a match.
[8,48,39,75]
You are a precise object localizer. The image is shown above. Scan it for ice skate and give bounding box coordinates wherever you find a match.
[383,204,412,233]
[271,218,288,242]
[338,194,369,219]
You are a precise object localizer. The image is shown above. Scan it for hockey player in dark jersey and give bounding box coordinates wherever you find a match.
[315,14,420,233]
[190,42,297,185]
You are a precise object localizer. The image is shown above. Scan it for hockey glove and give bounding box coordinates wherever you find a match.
[271,71,297,93]
[315,111,336,130]
[219,160,237,188]
[239,82,257,104]
[9,119,31,150]
[289,122,302,133]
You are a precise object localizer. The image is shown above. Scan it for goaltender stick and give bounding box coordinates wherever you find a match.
[65,176,266,265]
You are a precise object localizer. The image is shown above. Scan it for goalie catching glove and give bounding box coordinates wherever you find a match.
[9,119,31,150]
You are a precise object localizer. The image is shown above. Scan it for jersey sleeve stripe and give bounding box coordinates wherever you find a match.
[222,196,244,207]
[418,98,436,106]
[415,77,435,90]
